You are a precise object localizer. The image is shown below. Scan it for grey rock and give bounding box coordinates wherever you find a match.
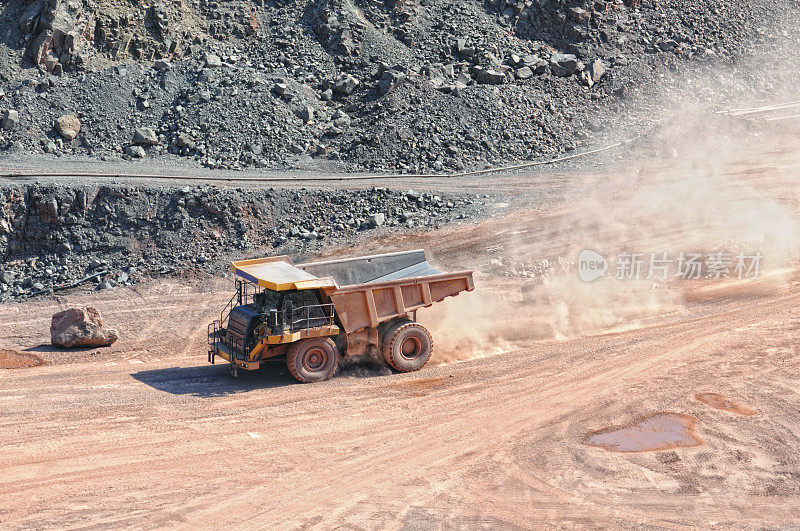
[333,75,359,95]
[18,0,42,33]
[272,82,287,96]
[97,280,114,290]
[198,68,215,83]
[378,70,406,95]
[478,69,506,85]
[586,59,606,83]
[568,7,590,24]
[370,213,385,226]
[204,53,222,68]
[176,133,195,149]
[515,66,533,80]
[2,109,19,130]
[657,40,678,52]
[133,127,159,145]
[294,105,314,123]
[550,53,580,77]
[126,145,146,158]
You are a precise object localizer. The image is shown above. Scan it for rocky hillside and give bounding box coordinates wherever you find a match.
[0,0,795,172]
[0,182,488,301]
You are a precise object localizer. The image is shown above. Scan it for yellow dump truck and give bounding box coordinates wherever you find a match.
[208,249,474,382]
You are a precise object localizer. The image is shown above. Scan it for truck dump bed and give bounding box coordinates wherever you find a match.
[299,250,473,333]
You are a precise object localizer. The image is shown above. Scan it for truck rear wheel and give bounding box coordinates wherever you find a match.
[382,322,433,372]
[286,337,339,383]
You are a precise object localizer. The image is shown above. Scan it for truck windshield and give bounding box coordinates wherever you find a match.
[253,289,282,311]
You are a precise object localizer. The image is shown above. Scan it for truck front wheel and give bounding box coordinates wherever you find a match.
[286,338,339,383]
[383,322,433,372]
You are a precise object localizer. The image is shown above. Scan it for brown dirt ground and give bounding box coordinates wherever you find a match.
[0,350,43,369]
[1,123,800,527]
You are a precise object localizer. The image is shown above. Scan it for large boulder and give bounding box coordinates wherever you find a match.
[50,307,119,348]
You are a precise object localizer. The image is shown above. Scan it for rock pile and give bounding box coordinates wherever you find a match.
[0,0,790,172]
[0,183,489,301]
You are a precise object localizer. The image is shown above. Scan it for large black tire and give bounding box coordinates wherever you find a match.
[286,337,339,383]
[382,322,433,373]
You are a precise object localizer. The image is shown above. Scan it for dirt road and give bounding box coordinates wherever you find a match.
[2,123,800,528]
[1,278,798,528]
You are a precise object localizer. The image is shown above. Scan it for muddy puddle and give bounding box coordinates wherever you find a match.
[695,393,757,416]
[586,413,702,452]
[0,350,44,369]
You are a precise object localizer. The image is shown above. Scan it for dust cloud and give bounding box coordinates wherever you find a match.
[418,290,520,365]
[421,30,800,362]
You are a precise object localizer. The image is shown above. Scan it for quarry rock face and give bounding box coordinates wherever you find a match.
[0,0,791,173]
[0,183,486,302]
[50,307,119,348]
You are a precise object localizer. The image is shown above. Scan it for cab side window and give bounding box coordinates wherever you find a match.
[286,290,319,308]
[286,290,327,328]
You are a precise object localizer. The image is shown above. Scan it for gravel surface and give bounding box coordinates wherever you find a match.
[0,0,798,173]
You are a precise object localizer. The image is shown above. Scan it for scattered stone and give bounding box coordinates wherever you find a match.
[370,212,386,227]
[2,109,19,131]
[50,307,119,348]
[204,53,222,68]
[54,114,80,141]
[126,145,146,158]
[0,0,772,175]
[333,75,359,95]
[133,127,159,145]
